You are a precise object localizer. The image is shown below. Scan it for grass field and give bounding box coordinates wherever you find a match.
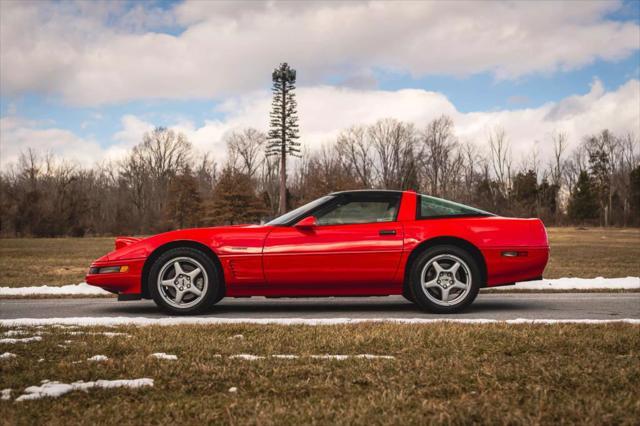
[1,323,638,424]
[0,238,113,288]
[0,227,638,288]
[544,228,640,279]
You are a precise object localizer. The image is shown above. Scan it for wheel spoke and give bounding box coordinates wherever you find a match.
[452,279,467,290]
[447,261,460,275]
[423,278,438,289]
[432,261,444,274]
[174,290,185,304]
[161,279,176,289]
[188,267,201,280]
[173,261,184,275]
[441,287,450,303]
[188,286,202,296]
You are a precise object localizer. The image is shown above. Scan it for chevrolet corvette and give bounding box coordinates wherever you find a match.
[86,190,549,314]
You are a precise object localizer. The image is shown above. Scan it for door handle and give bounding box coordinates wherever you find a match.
[379,229,397,236]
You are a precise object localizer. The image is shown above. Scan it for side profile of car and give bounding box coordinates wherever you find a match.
[86,190,549,314]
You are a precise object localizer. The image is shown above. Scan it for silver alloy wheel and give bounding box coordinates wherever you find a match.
[420,254,472,306]
[157,256,208,309]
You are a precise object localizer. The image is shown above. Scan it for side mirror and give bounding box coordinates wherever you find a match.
[294,215,317,229]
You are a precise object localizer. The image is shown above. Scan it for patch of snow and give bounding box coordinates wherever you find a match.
[37,358,44,362]
[272,354,299,359]
[1,317,638,327]
[229,334,244,340]
[0,283,110,296]
[229,354,265,361]
[87,355,108,362]
[282,354,394,360]
[1,389,11,400]
[149,353,177,361]
[67,331,129,337]
[311,354,350,360]
[15,378,153,401]
[0,352,16,359]
[0,336,42,344]
[3,330,28,336]
[228,387,238,393]
[354,354,395,360]
[489,276,640,290]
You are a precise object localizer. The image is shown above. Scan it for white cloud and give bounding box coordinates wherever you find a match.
[2,79,637,169]
[167,78,640,163]
[0,116,103,168]
[1,0,638,105]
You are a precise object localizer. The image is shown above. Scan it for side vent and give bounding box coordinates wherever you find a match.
[227,260,237,278]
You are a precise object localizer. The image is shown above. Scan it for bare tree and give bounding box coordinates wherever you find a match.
[459,141,483,203]
[120,127,193,232]
[336,126,374,188]
[564,141,589,196]
[488,127,512,199]
[135,127,192,182]
[226,128,266,178]
[550,131,568,187]
[369,118,418,190]
[420,115,461,197]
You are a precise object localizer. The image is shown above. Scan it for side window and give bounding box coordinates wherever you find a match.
[418,195,491,218]
[316,195,400,225]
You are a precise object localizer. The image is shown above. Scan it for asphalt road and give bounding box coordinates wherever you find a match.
[1,293,639,320]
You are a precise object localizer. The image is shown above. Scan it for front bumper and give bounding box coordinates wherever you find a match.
[85,258,146,296]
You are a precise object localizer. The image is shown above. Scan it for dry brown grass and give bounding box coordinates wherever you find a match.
[545,227,640,278]
[1,323,638,425]
[0,227,638,288]
[0,238,113,287]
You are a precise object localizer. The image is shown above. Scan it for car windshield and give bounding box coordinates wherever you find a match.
[266,195,335,225]
[418,195,492,218]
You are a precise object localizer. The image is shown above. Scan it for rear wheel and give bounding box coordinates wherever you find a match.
[148,247,222,315]
[409,245,480,314]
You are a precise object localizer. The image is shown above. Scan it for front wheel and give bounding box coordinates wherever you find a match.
[148,247,222,315]
[409,245,480,314]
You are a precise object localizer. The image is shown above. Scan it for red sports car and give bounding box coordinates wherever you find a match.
[86,190,549,314]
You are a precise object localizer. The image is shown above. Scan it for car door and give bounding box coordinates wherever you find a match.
[262,192,404,295]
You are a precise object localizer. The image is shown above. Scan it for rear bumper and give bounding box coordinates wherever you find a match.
[484,246,549,287]
[85,258,145,296]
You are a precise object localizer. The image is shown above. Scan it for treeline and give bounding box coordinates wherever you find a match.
[1,116,639,237]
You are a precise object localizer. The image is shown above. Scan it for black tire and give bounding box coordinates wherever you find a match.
[402,287,415,304]
[409,245,480,314]
[148,247,223,315]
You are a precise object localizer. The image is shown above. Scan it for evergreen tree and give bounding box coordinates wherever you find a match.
[537,178,559,222]
[205,167,266,225]
[266,63,300,215]
[511,170,538,217]
[568,170,599,223]
[165,168,203,229]
[586,132,612,225]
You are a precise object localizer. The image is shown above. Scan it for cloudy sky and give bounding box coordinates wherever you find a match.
[1,0,639,168]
